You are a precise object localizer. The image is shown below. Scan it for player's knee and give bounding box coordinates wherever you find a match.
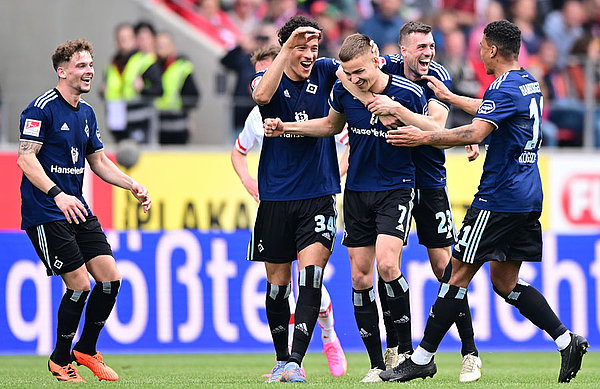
[351,271,372,290]
[376,260,400,282]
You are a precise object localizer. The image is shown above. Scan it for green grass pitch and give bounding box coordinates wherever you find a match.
[0,352,597,388]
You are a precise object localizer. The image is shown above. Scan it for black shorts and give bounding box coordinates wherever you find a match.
[411,187,457,248]
[25,215,113,276]
[247,195,337,263]
[342,188,414,247]
[452,207,542,264]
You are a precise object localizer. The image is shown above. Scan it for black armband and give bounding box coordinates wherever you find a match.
[47,185,63,198]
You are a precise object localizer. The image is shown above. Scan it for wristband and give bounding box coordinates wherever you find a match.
[47,185,63,198]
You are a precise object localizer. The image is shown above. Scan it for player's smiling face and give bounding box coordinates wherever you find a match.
[401,32,435,81]
[59,51,94,94]
[341,52,379,91]
[288,40,318,81]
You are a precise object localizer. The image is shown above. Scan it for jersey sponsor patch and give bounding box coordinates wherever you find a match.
[477,100,496,114]
[23,119,41,137]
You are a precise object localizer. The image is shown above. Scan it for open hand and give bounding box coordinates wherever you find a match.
[386,125,427,147]
[421,75,452,102]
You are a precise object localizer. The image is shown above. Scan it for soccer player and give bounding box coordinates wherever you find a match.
[17,39,151,382]
[342,21,482,381]
[248,16,342,383]
[264,33,427,383]
[231,44,347,378]
[380,20,589,383]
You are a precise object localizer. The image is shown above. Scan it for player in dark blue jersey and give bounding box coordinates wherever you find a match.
[265,33,427,382]
[247,16,342,383]
[381,20,588,383]
[17,39,151,383]
[341,21,482,381]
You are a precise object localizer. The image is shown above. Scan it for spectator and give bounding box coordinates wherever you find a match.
[432,8,459,55]
[510,0,544,55]
[227,0,261,35]
[467,1,506,95]
[103,23,163,144]
[536,39,583,146]
[359,0,406,48]
[198,0,242,49]
[441,0,477,28]
[221,23,278,133]
[264,0,302,29]
[154,32,201,145]
[436,29,480,127]
[309,1,342,58]
[543,0,585,69]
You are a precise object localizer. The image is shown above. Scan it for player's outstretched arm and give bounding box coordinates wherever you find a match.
[252,27,321,105]
[264,108,346,138]
[231,146,259,202]
[422,75,482,116]
[386,119,494,148]
[17,140,88,224]
[86,151,151,212]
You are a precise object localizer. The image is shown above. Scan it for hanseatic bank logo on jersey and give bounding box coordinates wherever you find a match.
[477,100,496,114]
[71,147,79,164]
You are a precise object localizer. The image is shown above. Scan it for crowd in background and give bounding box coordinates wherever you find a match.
[177,0,600,148]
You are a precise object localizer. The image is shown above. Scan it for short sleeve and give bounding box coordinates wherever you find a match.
[328,81,345,114]
[250,70,265,94]
[334,125,349,145]
[474,88,515,129]
[236,106,263,154]
[86,111,104,154]
[379,54,403,74]
[426,63,452,110]
[19,106,48,143]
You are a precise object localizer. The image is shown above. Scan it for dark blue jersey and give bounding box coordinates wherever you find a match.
[329,74,427,191]
[473,69,543,212]
[251,58,341,201]
[19,89,104,229]
[380,54,452,189]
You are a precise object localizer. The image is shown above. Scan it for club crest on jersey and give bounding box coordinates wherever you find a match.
[306,83,318,94]
[71,147,79,164]
[477,100,496,114]
[23,119,41,137]
[84,120,89,137]
[295,110,309,122]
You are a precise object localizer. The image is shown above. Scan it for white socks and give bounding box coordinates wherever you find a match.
[555,331,571,351]
[411,346,434,365]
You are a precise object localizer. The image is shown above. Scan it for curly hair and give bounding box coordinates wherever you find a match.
[277,15,322,46]
[483,20,521,59]
[52,39,93,71]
